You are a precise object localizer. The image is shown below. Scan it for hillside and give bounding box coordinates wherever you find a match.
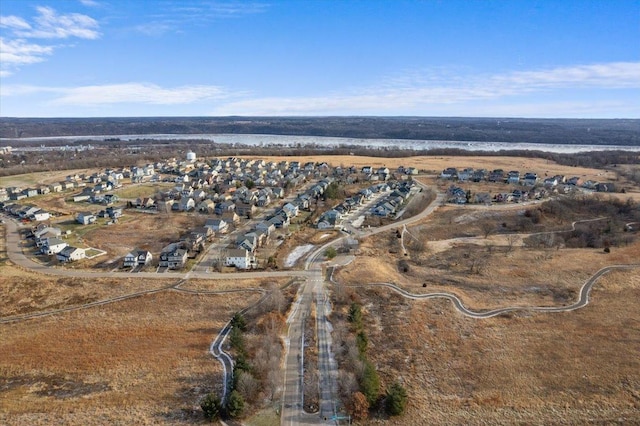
[1,117,639,146]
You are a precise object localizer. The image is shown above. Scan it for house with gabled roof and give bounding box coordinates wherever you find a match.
[42,237,68,255]
[225,248,256,270]
[159,247,188,269]
[57,246,86,263]
[123,249,153,267]
[205,218,229,234]
[77,211,96,225]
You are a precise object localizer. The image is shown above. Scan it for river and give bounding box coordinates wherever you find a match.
[2,133,639,154]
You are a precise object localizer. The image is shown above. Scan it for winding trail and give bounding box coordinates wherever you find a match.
[339,265,640,318]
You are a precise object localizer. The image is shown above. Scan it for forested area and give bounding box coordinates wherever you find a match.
[2,116,639,145]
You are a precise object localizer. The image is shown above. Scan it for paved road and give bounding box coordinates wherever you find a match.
[2,215,309,280]
[279,189,446,425]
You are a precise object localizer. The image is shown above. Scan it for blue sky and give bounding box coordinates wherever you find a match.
[1,0,639,118]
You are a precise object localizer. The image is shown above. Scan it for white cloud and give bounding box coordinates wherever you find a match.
[1,62,637,118]
[50,83,232,105]
[14,6,100,39]
[0,6,100,76]
[0,15,32,30]
[135,2,269,35]
[0,38,54,69]
[134,22,174,37]
[491,62,640,90]
[212,62,640,115]
[79,0,101,7]
[0,82,239,106]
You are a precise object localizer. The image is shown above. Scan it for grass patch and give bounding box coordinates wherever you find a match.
[114,183,173,199]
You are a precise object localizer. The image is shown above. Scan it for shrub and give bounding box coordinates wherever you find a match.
[225,390,245,419]
[350,391,370,420]
[229,327,245,352]
[360,360,380,405]
[200,393,222,421]
[347,303,363,327]
[325,247,337,259]
[230,312,247,331]
[356,331,368,355]
[386,381,408,416]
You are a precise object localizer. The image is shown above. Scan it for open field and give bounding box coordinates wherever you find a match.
[0,290,261,425]
[80,212,207,263]
[0,263,178,318]
[347,268,640,425]
[0,169,97,188]
[113,182,174,199]
[337,236,640,309]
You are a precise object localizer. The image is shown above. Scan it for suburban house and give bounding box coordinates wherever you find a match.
[34,226,62,246]
[523,173,538,186]
[57,246,86,262]
[205,218,229,234]
[159,247,188,269]
[136,197,156,208]
[31,210,50,221]
[123,249,153,267]
[225,248,256,270]
[507,171,521,184]
[198,199,216,213]
[106,206,123,219]
[221,211,240,225]
[282,203,299,218]
[77,211,96,225]
[41,237,68,255]
[440,168,457,179]
[235,202,256,218]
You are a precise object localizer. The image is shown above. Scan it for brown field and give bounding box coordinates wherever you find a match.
[350,268,640,425]
[0,290,260,425]
[0,169,98,188]
[0,264,178,318]
[336,222,640,310]
[80,212,207,261]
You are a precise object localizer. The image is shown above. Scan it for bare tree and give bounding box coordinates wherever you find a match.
[235,370,259,403]
[478,220,496,238]
[505,234,521,254]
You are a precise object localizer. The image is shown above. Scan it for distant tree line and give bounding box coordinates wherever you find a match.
[2,140,638,178]
[2,116,639,145]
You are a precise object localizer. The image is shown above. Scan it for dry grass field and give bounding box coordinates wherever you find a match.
[80,212,207,262]
[0,264,179,318]
[349,268,640,425]
[0,290,261,425]
[0,169,97,188]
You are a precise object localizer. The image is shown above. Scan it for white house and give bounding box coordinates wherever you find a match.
[57,246,86,262]
[77,211,96,225]
[205,218,229,234]
[282,203,299,218]
[123,249,153,267]
[225,248,256,270]
[32,210,50,221]
[42,237,68,255]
